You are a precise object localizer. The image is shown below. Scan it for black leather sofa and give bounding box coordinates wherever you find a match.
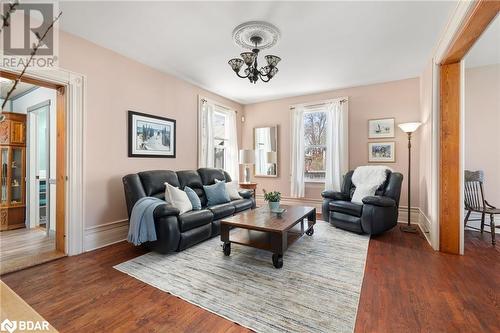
[122,168,255,253]
[321,170,403,235]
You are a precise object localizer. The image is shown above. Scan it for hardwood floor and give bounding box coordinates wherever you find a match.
[355,227,500,333]
[0,227,65,275]
[1,225,498,332]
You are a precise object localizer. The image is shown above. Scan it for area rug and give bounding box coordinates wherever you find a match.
[114,221,369,333]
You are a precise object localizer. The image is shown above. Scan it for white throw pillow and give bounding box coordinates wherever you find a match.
[215,179,242,200]
[351,184,379,204]
[165,182,192,215]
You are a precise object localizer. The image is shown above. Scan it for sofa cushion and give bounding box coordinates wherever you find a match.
[207,203,235,220]
[176,170,207,206]
[184,186,202,210]
[204,181,230,206]
[329,201,363,217]
[198,168,227,185]
[139,170,179,196]
[165,183,192,215]
[232,199,253,213]
[178,209,213,232]
[216,179,242,200]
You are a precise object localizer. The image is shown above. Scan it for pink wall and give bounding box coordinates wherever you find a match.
[58,31,243,227]
[419,60,434,219]
[242,78,421,207]
[465,64,500,205]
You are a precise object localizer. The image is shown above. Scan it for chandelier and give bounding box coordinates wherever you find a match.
[228,21,281,84]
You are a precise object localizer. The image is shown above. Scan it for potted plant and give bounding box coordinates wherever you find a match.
[263,189,281,211]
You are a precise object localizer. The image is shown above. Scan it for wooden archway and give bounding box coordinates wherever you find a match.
[439,1,500,253]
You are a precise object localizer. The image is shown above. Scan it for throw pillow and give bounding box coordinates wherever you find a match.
[165,182,192,215]
[203,181,230,206]
[215,179,242,200]
[351,184,379,204]
[184,186,201,210]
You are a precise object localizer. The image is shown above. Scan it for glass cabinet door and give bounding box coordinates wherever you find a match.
[10,147,23,205]
[1,147,8,206]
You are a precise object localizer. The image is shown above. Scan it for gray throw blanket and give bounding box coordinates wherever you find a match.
[128,197,166,246]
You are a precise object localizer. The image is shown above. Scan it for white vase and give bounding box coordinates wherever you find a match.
[268,201,280,211]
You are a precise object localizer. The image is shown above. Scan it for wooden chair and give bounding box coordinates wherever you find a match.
[464,170,499,245]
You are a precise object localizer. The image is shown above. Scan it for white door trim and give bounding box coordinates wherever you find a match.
[1,67,86,255]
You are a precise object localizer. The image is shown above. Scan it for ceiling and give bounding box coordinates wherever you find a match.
[1,80,37,100]
[59,1,457,104]
[465,14,500,68]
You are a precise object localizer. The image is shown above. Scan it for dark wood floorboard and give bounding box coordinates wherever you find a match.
[1,226,498,332]
[355,228,500,333]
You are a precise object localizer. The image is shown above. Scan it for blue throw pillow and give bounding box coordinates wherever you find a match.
[184,186,201,210]
[203,181,230,206]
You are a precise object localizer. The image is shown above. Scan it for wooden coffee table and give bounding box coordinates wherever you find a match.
[220,205,316,268]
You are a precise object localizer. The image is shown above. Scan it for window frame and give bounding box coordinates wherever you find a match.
[303,110,328,183]
[212,109,230,170]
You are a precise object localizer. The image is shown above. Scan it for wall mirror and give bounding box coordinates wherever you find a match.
[254,126,278,177]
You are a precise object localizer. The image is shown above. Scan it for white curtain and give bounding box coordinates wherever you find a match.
[291,107,305,197]
[198,100,215,168]
[324,100,349,191]
[225,109,239,181]
[198,99,239,180]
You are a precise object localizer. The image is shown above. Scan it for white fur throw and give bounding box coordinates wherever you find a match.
[351,166,391,204]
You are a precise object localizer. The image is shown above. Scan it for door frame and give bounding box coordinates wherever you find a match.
[437,1,500,254]
[1,68,85,255]
[26,99,51,231]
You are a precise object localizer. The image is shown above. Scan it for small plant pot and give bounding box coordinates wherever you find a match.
[268,201,280,212]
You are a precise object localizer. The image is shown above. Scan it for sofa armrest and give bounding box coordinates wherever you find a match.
[153,203,180,219]
[321,190,347,201]
[362,196,396,207]
[238,190,253,199]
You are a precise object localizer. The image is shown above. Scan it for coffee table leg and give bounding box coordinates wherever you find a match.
[270,232,286,268]
[272,254,283,268]
[306,209,316,236]
[221,223,231,256]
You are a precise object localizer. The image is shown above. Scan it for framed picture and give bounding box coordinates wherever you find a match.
[368,118,395,138]
[128,111,176,158]
[368,142,395,163]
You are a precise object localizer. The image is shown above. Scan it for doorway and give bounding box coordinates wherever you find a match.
[462,14,500,249]
[0,74,66,275]
[438,1,500,254]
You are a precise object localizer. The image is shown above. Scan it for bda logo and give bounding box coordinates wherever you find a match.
[0,319,17,333]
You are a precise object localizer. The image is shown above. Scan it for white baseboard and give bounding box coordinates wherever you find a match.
[84,219,129,252]
[85,199,442,252]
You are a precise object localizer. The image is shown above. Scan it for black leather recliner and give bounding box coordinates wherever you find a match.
[321,169,403,235]
[122,168,255,254]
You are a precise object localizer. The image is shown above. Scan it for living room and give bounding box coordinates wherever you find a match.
[0,1,499,333]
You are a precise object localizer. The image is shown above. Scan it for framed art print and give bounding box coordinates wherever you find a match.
[368,142,395,163]
[368,118,395,138]
[128,111,176,158]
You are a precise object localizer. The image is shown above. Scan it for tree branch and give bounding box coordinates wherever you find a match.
[1,11,62,110]
[0,0,19,34]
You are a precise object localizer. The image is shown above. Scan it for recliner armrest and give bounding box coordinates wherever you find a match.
[362,196,396,207]
[153,203,180,219]
[238,190,253,199]
[321,190,347,201]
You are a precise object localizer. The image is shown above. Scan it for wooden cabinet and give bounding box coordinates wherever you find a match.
[0,113,26,231]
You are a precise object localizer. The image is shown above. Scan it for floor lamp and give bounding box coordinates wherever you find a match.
[398,122,422,233]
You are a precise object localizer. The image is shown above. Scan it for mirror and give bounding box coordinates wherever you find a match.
[254,126,278,177]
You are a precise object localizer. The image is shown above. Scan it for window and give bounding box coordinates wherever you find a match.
[213,111,229,170]
[303,111,327,182]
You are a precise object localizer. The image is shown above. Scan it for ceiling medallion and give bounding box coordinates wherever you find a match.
[228,21,281,84]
